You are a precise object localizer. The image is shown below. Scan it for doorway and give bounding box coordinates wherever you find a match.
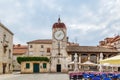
[56,64,61,72]
[118,67,120,71]
[33,63,39,73]
[3,63,6,74]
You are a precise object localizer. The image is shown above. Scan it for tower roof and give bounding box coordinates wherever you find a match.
[52,18,66,29]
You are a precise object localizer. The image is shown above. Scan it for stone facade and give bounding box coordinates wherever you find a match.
[13,44,28,71]
[27,40,52,57]
[51,18,68,72]
[0,22,13,74]
[99,35,120,51]
[67,46,119,71]
[21,61,50,73]
[26,40,51,73]
[20,18,120,73]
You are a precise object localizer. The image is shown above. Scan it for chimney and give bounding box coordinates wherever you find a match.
[18,44,21,47]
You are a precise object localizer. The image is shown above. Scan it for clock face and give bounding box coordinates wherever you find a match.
[54,30,65,40]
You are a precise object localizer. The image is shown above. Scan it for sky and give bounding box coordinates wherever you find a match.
[0,0,120,46]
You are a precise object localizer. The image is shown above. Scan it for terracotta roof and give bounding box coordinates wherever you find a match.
[13,44,28,55]
[53,23,66,29]
[27,39,52,44]
[52,18,66,29]
[104,37,113,43]
[67,46,119,53]
[67,42,79,46]
[111,35,120,43]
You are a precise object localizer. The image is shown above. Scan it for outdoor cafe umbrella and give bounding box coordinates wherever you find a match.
[102,63,120,72]
[80,60,98,66]
[100,54,120,64]
[68,61,75,65]
[79,60,97,71]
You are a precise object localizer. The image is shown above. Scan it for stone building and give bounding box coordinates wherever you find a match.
[20,18,120,73]
[99,35,120,51]
[67,46,119,71]
[13,44,28,71]
[0,22,13,74]
[25,39,52,73]
[99,35,120,71]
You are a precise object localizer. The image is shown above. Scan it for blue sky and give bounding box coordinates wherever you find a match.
[0,0,120,46]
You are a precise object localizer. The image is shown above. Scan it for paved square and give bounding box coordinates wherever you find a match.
[0,73,69,80]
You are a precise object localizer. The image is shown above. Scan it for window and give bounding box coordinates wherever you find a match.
[26,63,30,69]
[41,45,44,48]
[9,64,11,71]
[30,45,32,48]
[43,63,47,68]
[81,54,88,63]
[47,48,50,53]
[9,49,11,59]
[90,54,97,63]
[3,34,6,41]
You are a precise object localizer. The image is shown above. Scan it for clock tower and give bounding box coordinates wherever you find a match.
[51,18,68,72]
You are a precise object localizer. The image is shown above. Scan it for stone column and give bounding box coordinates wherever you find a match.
[88,54,91,61]
[99,52,103,72]
[79,54,81,70]
[96,53,99,64]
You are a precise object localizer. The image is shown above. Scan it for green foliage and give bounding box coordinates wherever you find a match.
[17,57,49,64]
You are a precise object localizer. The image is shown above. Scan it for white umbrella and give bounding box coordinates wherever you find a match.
[80,60,98,66]
[79,61,97,71]
[68,61,75,65]
[102,63,120,72]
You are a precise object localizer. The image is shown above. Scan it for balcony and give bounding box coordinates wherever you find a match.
[3,41,8,47]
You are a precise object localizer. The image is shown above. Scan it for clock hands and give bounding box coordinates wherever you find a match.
[54,30,64,40]
[57,33,62,37]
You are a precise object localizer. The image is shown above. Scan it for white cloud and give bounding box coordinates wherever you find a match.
[69,24,100,34]
[19,25,51,38]
[13,37,26,44]
[0,0,120,46]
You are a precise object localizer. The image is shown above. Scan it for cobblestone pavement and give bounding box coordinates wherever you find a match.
[0,73,69,80]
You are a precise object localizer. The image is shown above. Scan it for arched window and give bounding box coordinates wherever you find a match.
[103,54,106,59]
[81,54,88,63]
[90,54,97,63]
[108,54,112,58]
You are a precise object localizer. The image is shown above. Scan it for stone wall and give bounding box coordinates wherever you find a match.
[0,23,13,74]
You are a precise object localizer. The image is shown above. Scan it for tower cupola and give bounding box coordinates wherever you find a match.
[52,18,66,29]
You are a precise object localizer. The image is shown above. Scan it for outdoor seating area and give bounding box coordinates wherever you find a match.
[69,71,120,80]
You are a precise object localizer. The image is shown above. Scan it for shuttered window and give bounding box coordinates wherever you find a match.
[26,63,30,69]
[43,63,47,68]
